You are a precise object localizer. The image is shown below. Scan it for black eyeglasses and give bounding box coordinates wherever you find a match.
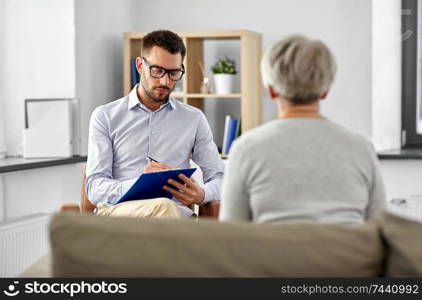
[142,57,185,81]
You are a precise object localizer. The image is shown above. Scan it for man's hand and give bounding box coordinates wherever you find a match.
[143,161,172,173]
[163,174,205,206]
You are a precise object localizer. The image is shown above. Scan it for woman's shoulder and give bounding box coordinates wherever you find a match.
[236,118,374,152]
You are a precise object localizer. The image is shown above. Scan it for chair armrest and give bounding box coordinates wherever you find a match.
[81,166,96,213]
[198,201,220,218]
[60,204,80,212]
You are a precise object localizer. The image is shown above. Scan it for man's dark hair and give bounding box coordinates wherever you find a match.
[142,30,186,60]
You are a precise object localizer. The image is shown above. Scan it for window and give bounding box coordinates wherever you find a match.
[402,0,422,147]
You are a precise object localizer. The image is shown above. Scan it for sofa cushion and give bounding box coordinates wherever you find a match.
[378,212,422,277]
[50,212,384,277]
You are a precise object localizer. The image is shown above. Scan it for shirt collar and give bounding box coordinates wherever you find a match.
[127,84,176,111]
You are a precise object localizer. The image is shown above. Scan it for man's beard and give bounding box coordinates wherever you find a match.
[140,77,173,103]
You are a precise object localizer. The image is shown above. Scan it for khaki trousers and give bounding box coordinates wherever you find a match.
[96,198,181,219]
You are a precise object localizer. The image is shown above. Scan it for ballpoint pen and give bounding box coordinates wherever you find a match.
[147,156,159,163]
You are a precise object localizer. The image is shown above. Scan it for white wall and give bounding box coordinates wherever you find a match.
[0,2,6,158]
[74,0,139,155]
[1,0,76,156]
[2,164,84,221]
[134,0,373,139]
[380,160,422,199]
[372,0,402,150]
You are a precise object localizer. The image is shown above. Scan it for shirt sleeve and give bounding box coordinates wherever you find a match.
[365,142,387,220]
[191,112,225,204]
[219,138,251,221]
[85,107,136,206]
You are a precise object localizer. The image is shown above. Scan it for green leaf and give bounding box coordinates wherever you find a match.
[211,57,237,74]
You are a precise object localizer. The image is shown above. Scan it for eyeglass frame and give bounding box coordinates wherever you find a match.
[141,57,185,81]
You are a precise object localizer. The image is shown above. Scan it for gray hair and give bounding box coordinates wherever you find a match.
[261,35,336,104]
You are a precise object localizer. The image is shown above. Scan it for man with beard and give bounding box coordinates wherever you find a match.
[86,30,224,218]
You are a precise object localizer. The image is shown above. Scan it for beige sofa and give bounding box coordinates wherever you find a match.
[21,212,422,277]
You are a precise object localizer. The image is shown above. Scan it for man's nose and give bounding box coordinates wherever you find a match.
[159,73,171,86]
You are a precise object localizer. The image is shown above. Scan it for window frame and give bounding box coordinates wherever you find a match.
[402,0,422,147]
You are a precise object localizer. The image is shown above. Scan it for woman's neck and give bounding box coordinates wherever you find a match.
[277,99,323,119]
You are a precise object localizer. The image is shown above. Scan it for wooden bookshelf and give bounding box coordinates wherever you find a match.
[123,30,262,134]
[184,93,241,98]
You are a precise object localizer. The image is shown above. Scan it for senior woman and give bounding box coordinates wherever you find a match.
[219,35,386,223]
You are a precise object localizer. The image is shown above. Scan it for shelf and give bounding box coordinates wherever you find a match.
[171,93,242,99]
[171,92,185,98]
[377,148,422,160]
[125,30,262,40]
[171,93,241,98]
[0,155,87,173]
[187,93,241,98]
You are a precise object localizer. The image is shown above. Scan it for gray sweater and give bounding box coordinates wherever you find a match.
[219,118,386,224]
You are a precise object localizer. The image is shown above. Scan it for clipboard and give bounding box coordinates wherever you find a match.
[116,168,197,204]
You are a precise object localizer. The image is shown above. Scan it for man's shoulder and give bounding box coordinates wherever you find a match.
[171,97,201,113]
[171,97,204,118]
[93,96,129,116]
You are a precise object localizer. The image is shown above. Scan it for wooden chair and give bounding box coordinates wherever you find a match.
[60,169,96,213]
[61,168,220,218]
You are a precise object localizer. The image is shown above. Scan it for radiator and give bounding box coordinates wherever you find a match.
[0,214,51,277]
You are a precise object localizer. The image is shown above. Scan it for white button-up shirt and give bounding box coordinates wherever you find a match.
[86,85,224,217]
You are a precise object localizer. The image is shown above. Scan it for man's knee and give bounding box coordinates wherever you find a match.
[96,198,181,219]
[152,198,176,208]
[150,198,181,218]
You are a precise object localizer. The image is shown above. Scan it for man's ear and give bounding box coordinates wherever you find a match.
[135,57,143,73]
[268,86,279,99]
[320,90,329,100]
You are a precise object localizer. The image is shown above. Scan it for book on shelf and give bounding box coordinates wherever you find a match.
[225,118,238,154]
[221,115,241,155]
[221,115,230,155]
[130,59,139,88]
[235,118,241,138]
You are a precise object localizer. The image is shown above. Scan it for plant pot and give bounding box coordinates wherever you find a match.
[213,74,234,94]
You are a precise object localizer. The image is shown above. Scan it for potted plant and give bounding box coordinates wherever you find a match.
[211,57,237,94]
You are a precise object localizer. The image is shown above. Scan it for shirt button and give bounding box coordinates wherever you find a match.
[150,153,154,157]
[151,131,155,135]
